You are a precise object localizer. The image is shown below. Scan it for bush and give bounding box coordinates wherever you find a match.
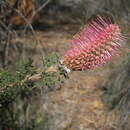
[0,53,68,129]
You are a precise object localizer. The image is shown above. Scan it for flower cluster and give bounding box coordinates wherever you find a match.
[63,15,125,71]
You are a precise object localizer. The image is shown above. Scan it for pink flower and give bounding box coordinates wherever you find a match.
[63,15,125,71]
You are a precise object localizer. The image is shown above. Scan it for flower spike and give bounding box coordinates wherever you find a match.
[63,15,126,71]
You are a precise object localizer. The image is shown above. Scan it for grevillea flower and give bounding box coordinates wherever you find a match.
[63,15,125,71]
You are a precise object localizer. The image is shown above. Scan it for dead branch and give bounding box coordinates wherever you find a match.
[34,0,51,16]
[3,31,10,67]
[14,8,44,55]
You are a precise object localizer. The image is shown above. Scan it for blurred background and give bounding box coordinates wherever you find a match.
[0,0,130,130]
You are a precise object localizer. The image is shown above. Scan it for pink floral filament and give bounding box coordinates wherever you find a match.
[63,15,125,71]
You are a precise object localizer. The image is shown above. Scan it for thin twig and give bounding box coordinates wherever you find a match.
[34,0,51,15]
[3,31,11,67]
[15,9,44,56]
[15,9,38,40]
[0,20,10,31]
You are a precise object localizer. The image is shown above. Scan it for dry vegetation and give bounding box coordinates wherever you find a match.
[0,0,130,130]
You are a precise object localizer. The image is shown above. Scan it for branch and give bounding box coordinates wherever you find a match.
[34,0,51,15]
[0,65,59,94]
[14,9,44,56]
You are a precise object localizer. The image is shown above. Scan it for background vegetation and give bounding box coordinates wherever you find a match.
[0,0,130,130]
